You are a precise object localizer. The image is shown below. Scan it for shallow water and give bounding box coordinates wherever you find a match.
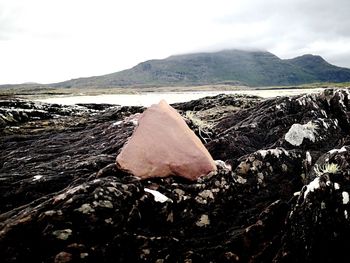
[37,88,323,107]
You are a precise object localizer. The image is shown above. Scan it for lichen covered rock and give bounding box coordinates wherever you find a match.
[1,90,350,262]
[275,146,350,262]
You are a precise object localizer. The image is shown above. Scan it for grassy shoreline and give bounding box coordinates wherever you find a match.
[0,82,349,100]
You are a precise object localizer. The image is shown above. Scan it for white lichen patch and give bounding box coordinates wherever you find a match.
[144,188,172,203]
[257,173,264,184]
[93,200,114,208]
[54,185,88,203]
[215,160,232,171]
[52,229,72,240]
[236,175,247,184]
[303,177,320,199]
[334,183,340,190]
[252,159,263,170]
[80,253,89,259]
[195,197,207,205]
[104,195,112,201]
[318,118,329,129]
[258,150,267,159]
[258,148,288,159]
[92,179,101,184]
[67,185,87,195]
[296,97,306,106]
[219,178,229,189]
[102,200,114,208]
[143,248,151,254]
[106,187,116,192]
[105,218,113,224]
[338,91,346,108]
[306,151,312,165]
[54,193,67,202]
[196,214,210,227]
[174,188,185,196]
[198,169,217,182]
[342,191,349,204]
[289,210,294,218]
[125,113,141,126]
[196,190,215,204]
[44,210,57,216]
[285,121,318,146]
[166,211,174,223]
[328,146,347,155]
[198,190,214,200]
[106,187,122,197]
[32,175,43,181]
[112,121,123,127]
[214,180,221,187]
[248,156,255,162]
[281,164,288,172]
[212,188,220,193]
[76,203,95,214]
[173,188,186,202]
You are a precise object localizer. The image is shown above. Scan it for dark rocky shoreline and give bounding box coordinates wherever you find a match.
[1,90,350,262]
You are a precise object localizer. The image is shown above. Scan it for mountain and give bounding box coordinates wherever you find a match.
[286,54,350,83]
[12,50,350,88]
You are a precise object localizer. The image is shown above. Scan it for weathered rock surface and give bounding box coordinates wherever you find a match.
[0,90,350,262]
[116,100,217,180]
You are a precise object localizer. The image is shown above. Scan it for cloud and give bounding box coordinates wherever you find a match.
[210,0,350,60]
[0,2,21,40]
[0,0,350,83]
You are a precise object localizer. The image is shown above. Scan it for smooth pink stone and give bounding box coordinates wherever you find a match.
[116,100,217,181]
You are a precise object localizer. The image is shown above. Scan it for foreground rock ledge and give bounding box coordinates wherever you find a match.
[116,100,217,181]
[1,90,350,263]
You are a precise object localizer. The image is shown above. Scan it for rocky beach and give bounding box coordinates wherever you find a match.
[1,89,350,262]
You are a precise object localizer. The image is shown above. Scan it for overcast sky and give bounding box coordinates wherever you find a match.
[1,0,350,84]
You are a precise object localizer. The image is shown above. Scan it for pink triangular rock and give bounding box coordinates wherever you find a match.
[116,100,217,181]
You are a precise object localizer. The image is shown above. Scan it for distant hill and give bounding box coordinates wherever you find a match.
[4,49,350,89]
[285,54,350,83]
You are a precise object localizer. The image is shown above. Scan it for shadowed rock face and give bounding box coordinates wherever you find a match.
[116,100,217,181]
[1,90,350,263]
